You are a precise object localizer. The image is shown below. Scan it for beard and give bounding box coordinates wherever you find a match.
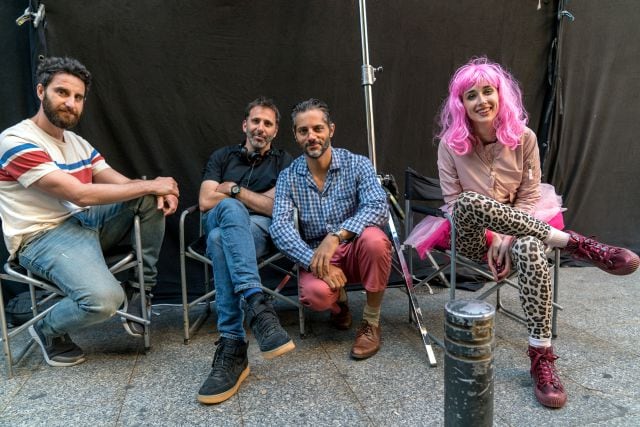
[246,131,274,152]
[303,137,331,159]
[42,93,80,129]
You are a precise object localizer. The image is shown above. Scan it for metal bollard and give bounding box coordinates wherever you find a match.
[444,299,495,427]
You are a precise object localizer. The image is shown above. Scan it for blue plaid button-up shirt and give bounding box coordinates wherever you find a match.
[270,147,388,270]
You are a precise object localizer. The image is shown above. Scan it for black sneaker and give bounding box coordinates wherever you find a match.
[28,323,85,367]
[197,338,250,404]
[121,283,150,337]
[245,292,295,359]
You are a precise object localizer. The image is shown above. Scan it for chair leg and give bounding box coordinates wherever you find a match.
[133,216,151,351]
[426,251,450,288]
[0,282,14,378]
[1,273,60,378]
[298,305,306,338]
[551,248,560,338]
[180,243,191,344]
[184,263,215,343]
[179,207,191,344]
[495,285,527,325]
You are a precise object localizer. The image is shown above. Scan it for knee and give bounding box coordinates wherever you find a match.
[512,236,548,273]
[216,198,247,216]
[79,282,125,319]
[358,228,391,259]
[299,278,337,312]
[206,199,250,227]
[512,236,545,257]
[454,191,483,213]
[137,194,162,215]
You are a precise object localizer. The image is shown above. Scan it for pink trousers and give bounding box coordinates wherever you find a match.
[298,227,392,313]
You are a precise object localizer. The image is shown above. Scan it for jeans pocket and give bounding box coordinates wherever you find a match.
[17,248,47,282]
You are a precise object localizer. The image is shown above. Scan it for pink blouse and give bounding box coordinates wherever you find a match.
[437,127,541,214]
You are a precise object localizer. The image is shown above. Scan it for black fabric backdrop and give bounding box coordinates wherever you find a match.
[544,1,640,251]
[1,1,638,300]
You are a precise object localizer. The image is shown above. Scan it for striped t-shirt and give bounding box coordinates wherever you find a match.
[0,119,110,257]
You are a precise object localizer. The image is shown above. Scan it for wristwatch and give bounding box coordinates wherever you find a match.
[230,185,241,198]
[330,230,349,244]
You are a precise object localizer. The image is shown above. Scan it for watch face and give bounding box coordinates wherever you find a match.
[231,185,241,196]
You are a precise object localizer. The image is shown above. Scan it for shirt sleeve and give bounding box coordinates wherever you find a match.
[339,155,389,235]
[513,131,542,214]
[201,148,227,182]
[0,140,59,188]
[437,142,463,206]
[269,167,316,269]
[88,147,110,175]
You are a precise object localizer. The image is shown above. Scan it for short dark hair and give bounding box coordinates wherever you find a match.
[244,96,281,124]
[36,57,92,93]
[291,98,332,130]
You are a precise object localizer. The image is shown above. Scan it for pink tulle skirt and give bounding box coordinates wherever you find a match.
[404,184,566,259]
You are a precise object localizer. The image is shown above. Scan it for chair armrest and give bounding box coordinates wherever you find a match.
[180,204,200,222]
[180,204,205,254]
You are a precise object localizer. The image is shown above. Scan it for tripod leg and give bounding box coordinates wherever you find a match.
[387,213,437,367]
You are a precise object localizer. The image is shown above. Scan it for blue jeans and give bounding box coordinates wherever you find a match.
[18,195,164,337]
[204,198,272,341]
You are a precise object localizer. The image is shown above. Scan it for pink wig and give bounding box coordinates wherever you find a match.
[437,57,528,155]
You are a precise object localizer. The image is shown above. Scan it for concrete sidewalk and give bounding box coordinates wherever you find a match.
[1,266,638,426]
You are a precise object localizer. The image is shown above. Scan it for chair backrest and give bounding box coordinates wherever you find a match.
[404,167,443,203]
[404,168,447,240]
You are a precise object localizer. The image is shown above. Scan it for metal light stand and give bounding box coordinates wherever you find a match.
[358,0,437,367]
[358,0,382,169]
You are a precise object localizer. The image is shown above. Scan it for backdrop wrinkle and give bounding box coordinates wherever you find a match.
[2,1,638,301]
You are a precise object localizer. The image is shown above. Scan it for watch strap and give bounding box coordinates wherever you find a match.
[330,230,348,244]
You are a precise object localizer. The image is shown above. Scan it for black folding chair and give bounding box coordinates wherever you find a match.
[0,215,151,378]
[179,205,303,344]
[402,167,564,341]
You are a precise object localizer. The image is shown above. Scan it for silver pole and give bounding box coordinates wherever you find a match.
[358,0,436,368]
[358,0,380,172]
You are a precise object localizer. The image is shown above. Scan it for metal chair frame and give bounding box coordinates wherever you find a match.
[179,205,303,344]
[0,216,150,378]
[291,176,439,366]
[402,168,564,348]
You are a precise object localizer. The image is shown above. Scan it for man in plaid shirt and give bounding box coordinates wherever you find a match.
[270,98,392,359]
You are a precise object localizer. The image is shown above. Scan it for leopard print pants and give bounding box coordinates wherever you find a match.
[453,191,553,339]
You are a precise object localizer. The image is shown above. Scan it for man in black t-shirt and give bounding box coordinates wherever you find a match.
[196,97,294,405]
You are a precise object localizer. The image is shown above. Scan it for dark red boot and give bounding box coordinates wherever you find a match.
[564,230,639,276]
[527,345,567,408]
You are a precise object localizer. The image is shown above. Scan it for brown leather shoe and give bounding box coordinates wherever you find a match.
[329,301,352,330]
[350,321,381,359]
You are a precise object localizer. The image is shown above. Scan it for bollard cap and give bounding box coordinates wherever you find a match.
[445,299,495,323]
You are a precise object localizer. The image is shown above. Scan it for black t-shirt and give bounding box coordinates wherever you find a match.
[201,144,293,193]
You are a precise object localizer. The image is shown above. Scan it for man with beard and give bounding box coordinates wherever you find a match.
[0,57,179,367]
[270,98,391,360]
[196,97,295,404]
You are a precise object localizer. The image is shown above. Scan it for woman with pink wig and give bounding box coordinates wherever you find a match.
[434,57,639,408]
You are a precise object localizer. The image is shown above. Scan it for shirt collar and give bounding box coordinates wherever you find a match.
[293,147,342,177]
